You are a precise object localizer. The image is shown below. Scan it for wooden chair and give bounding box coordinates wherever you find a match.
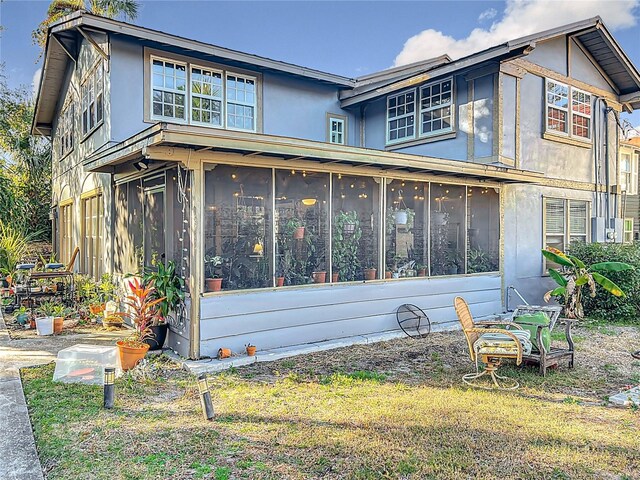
[454,296,531,390]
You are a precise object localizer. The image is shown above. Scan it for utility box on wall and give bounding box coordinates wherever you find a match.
[591,217,624,243]
[611,218,624,243]
[591,217,606,242]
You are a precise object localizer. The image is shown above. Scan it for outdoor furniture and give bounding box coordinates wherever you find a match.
[512,305,575,376]
[454,296,532,390]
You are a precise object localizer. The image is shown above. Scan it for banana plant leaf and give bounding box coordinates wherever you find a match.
[548,268,568,287]
[542,249,574,267]
[591,271,626,297]
[590,262,634,272]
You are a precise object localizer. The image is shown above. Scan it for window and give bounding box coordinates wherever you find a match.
[387,89,416,143]
[467,187,499,273]
[59,202,73,264]
[81,194,103,279]
[81,62,104,136]
[624,218,634,243]
[571,88,591,139]
[58,102,74,159]
[151,58,187,121]
[191,67,223,126]
[226,74,256,131]
[545,79,592,140]
[420,78,453,136]
[328,116,346,145]
[544,198,589,265]
[385,180,428,277]
[620,152,638,195]
[430,183,466,276]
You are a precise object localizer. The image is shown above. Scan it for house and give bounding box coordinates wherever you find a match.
[32,13,640,359]
[619,137,640,242]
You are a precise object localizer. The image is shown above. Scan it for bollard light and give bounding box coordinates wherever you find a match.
[104,367,115,409]
[197,374,215,421]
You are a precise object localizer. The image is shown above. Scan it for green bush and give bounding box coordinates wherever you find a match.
[567,242,640,323]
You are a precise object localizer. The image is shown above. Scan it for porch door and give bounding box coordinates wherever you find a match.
[143,185,166,268]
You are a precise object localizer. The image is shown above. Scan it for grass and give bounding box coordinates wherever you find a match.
[21,327,640,480]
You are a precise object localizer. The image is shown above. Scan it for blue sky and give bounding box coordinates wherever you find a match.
[1,0,639,128]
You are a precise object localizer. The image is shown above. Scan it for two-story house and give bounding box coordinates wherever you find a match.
[32,13,640,359]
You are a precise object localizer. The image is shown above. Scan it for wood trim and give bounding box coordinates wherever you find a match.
[80,187,103,200]
[510,58,622,106]
[385,131,456,151]
[59,198,74,207]
[467,81,474,160]
[542,131,592,149]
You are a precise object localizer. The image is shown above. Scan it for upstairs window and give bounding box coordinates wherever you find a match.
[191,66,223,126]
[58,102,74,159]
[620,152,638,195]
[81,62,104,136]
[152,58,187,121]
[328,115,346,144]
[545,79,592,141]
[387,89,415,143]
[420,78,453,136]
[226,74,256,131]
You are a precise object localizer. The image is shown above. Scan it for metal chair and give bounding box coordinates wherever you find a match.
[454,296,531,390]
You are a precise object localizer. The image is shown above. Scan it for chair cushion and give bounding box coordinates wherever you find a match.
[474,330,532,357]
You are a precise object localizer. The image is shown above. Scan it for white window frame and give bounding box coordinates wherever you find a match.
[624,218,634,243]
[58,101,74,160]
[328,116,346,145]
[386,88,417,145]
[543,197,590,269]
[189,64,224,128]
[81,61,104,138]
[225,72,257,133]
[419,77,454,138]
[545,79,592,141]
[620,152,638,195]
[150,56,188,123]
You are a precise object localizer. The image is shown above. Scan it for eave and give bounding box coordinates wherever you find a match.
[84,123,544,185]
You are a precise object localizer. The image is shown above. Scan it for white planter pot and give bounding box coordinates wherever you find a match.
[394,210,408,225]
[36,316,54,336]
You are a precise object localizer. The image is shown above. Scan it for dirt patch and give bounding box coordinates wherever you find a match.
[4,312,128,340]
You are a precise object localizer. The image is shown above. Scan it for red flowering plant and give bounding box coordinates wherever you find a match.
[118,278,165,347]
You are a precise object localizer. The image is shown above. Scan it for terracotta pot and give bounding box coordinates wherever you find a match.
[364,268,377,281]
[332,273,339,283]
[246,345,257,356]
[205,277,223,292]
[29,318,36,329]
[116,340,150,371]
[312,271,326,283]
[276,277,285,287]
[89,304,105,315]
[217,348,232,359]
[418,268,427,277]
[385,271,392,279]
[293,226,305,240]
[53,317,64,334]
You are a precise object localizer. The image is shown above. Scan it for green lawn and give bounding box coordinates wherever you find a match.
[22,326,640,479]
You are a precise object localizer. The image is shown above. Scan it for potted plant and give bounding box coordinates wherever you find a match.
[331,272,339,282]
[204,255,224,292]
[416,263,427,277]
[143,260,184,350]
[287,218,305,240]
[333,211,361,282]
[246,343,256,356]
[116,278,164,370]
[35,301,57,336]
[51,304,72,334]
[15,306,29,326]
[363,257,377,281]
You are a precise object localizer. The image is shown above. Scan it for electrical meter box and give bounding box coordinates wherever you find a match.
[53,344,122,385]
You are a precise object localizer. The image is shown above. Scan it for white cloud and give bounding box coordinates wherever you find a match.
[394,0,639,66]
[31,68,42,97]
[478,8,497,22]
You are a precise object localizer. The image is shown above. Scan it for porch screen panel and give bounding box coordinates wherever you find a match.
[275,170,330,285]
[204,165,273,291]
[430,184,466,276]
[467,187,499,273]
[385,180,428,277]
[332,174,381,281]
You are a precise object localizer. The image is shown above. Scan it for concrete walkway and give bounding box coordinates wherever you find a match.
[0,311,128,480]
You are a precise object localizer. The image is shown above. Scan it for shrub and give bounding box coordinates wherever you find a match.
[567,242,640,323]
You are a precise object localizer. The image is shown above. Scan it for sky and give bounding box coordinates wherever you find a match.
[1,0,639,129]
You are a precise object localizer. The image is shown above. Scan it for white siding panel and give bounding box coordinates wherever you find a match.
[199,274,501,356]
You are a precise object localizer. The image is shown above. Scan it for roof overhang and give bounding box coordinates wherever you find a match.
[84,123,544,185]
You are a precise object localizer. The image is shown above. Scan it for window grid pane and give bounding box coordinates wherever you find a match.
[420,79,453,136]
[191,67,223,126]
[546,80,569,134]
[151,58,187,120]
[571,89,591,139]
[329,118,345,144]
[226,74,256,131]
[387,90,415,142]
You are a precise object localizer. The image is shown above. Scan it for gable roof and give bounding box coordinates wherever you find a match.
[340,16,640,108]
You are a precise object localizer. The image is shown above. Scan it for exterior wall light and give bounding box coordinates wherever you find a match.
[301,198,317,206]
[104,367,115,409]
